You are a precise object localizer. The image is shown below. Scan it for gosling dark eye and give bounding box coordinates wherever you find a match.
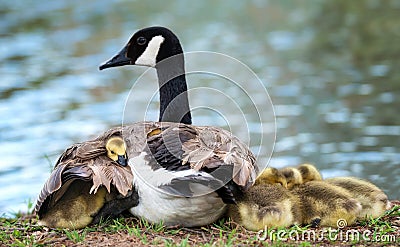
[110,151,115,155]
[137,37,147,45]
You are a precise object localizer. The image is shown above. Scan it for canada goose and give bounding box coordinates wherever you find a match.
[291,181,362,227]
[325,177,391,219]
[35,134,134,228]
[98,26,258,226]
[280,167,303,189]
[296,163,322,183]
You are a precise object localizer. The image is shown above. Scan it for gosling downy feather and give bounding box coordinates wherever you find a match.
[99,26,259,226]
[291,181,362,227]
[296,163,322,183]
[106,137,128,167]
[280,167,303,189]
[228,184,301,231]
[229,167,299,231]
[38,181,107,229]
[254,167,288,188]
[325,177,391,219]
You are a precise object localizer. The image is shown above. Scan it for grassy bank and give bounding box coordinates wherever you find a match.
[1,201,399,247]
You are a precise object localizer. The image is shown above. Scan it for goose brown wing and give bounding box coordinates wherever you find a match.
[145,123,258,191]
[184,126,258,190]
[89,156,133,196]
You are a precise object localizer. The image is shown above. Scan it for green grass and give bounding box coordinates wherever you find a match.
[359,205,399,229]
[64,229,86,243]
[0,203,399,246]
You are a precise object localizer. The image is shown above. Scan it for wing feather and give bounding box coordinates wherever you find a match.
[146,123,258,190]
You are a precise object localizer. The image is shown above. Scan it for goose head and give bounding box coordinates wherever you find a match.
[99,26,192,125]
[106,137,128,166]
[99,26,183,69]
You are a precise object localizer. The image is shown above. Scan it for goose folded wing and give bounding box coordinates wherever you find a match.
[159,174,235,204]
[76,141,107,159]
[146,124,258,192]
[88,156,133,196]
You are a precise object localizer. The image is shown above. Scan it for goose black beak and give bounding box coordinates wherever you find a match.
[99,46,133,70]
[117,155,128,166]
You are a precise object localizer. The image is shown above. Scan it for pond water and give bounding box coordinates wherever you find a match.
[1,0,399,215]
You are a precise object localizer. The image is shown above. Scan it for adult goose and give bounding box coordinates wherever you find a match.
[35,26,258,228]
[98,26,258,226]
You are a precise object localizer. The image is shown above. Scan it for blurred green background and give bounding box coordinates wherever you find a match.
[1,0,399,215]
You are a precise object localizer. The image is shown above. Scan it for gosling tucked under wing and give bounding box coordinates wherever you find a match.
[34,132,134,228]
[99,26,258,226]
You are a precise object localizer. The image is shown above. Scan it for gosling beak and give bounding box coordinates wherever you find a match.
[117,155,128,166]
[99,46,133,70]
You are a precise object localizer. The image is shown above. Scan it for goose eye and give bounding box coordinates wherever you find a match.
[110,150,116,155]
[137,37,147,45]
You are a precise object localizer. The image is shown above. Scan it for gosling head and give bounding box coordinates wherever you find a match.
[297,164,322,183]
[255,167,288,188]
[281,167,303,189]
[99,26,182,69]
[106,137,128,166]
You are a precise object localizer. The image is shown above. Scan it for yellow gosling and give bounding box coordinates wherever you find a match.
[106,137,128,166]
[291,181,362,227]
[38,181,107,229]
[297,163,322,183]
[280,167,303,189]
[254,167,288,188]
[228,184,301,231]
[325,177,391,219]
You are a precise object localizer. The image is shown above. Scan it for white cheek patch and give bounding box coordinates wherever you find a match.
[135,35,165,67]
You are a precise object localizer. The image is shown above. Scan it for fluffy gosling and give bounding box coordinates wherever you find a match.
[254,167,288,188]
[297,163,322,183]
[38,181,107,229]
[228,184,301,231]
[280,167,303,189]
[228,167,300,230]
[325,177,391,219]
[106,137,128,166]
[292,181,362,227]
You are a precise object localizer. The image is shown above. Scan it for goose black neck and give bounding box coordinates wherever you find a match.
[156,54,192,125]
